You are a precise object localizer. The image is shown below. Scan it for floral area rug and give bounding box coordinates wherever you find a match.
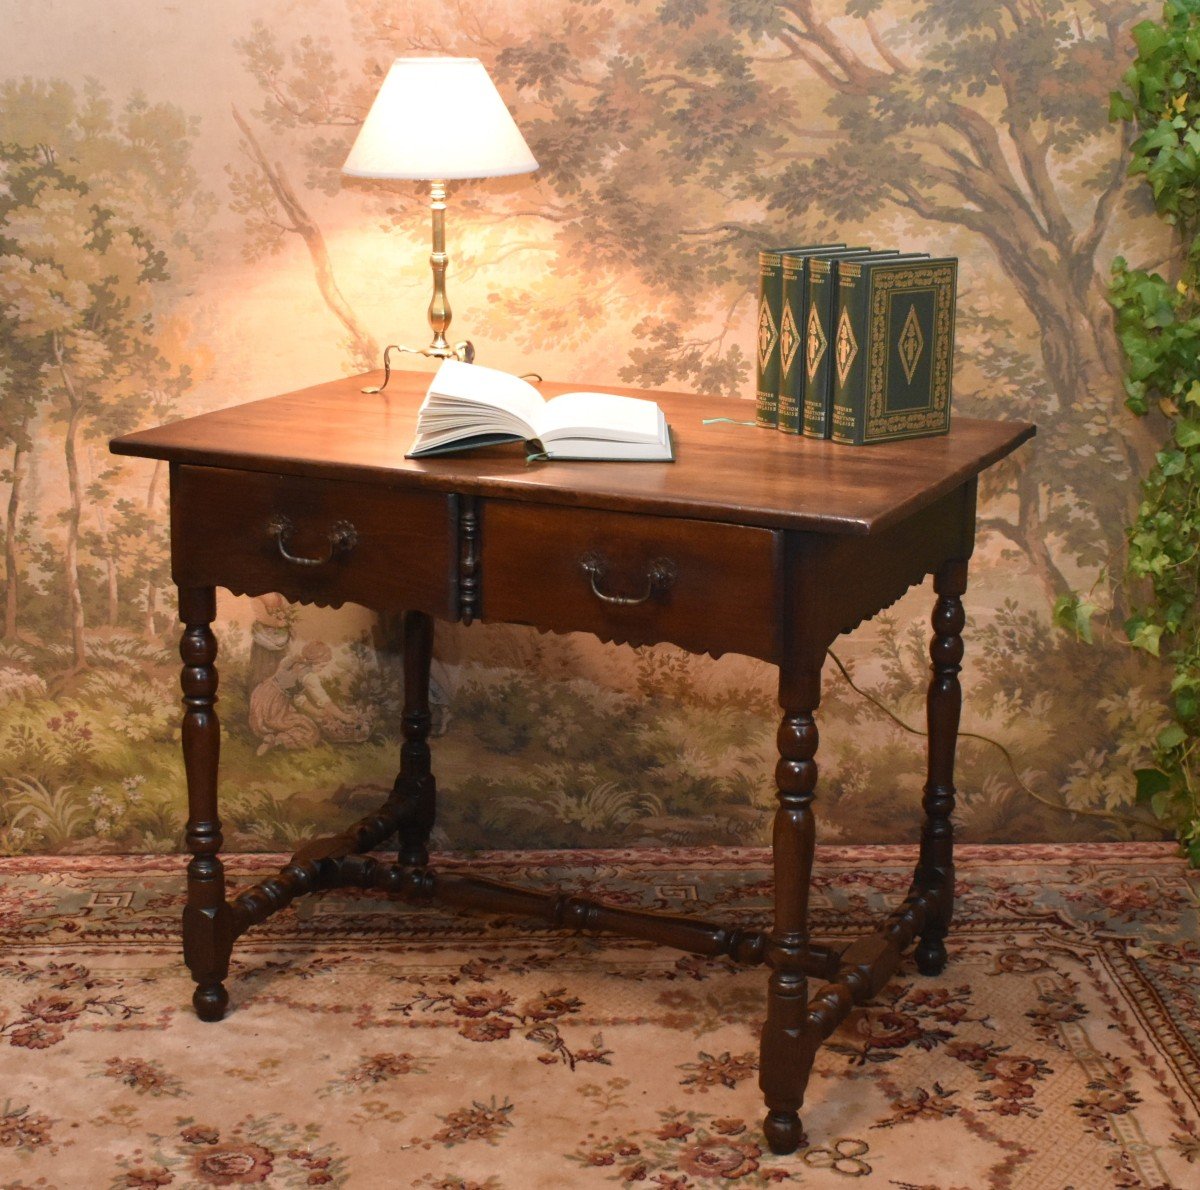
[0,843,1197,1189]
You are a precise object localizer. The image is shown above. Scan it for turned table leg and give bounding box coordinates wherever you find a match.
[914,559,967,977]
[395,610,437,867]
[178,586,234,1021]
[759,665,821,1156]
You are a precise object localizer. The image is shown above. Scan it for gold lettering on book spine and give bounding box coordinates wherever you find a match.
[835,309,858,386]
[757,295,778,372]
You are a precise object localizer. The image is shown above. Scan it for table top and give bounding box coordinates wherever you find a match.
[110,371,1035,536]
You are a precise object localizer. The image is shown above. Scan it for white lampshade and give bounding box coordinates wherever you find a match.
[343,57,539,181]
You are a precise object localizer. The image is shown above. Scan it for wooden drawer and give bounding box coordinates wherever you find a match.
[479,500,781,661]
[170,465,458,615]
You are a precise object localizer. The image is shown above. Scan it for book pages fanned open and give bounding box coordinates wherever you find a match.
[407,360,675,461]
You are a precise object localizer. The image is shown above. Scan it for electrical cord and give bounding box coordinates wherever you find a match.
[825,646,1152,829]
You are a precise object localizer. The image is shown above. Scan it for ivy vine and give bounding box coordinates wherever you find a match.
[1107,0,1200,865]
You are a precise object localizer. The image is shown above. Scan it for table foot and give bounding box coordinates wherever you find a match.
[193,981,229,1022]
[763,1109,805,1156]
[915,936,948,977]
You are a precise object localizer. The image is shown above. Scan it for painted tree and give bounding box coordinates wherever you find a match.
[489,0,1164,612]
[757,0,1162,612]
[0,79,208,666]
[228,25,378,369]
[0,350,39,640]
[237,0,1160,621]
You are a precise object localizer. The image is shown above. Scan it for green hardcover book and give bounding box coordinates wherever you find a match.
[799,248,896,439]
[756,249,786,428]
[830,255,957,446]
[777,244,846,433]
[757,243,840,429]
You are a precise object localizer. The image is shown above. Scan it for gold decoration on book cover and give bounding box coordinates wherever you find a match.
[897,303,925,383]
[806,304,828,381]
[780,304,800,376]
[757,296,778,371]
[835,308,858,386]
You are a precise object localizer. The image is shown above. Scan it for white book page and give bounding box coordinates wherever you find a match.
[426,360,545,434]
[543,416,672,459]
[536,392,662,444]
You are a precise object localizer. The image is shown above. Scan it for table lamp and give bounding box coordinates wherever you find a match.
[343,57,539,382]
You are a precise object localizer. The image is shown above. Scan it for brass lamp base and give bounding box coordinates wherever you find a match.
[361,339,474,395]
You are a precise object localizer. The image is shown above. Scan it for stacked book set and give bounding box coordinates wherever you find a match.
[756,244,958,445]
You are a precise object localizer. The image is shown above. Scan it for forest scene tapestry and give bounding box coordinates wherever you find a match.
[0,0,1179,855]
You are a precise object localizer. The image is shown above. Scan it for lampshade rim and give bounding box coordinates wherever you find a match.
[384,56,484,65]
[343,161,539,180]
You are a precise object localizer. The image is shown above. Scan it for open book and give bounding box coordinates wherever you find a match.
[407,360,674,461]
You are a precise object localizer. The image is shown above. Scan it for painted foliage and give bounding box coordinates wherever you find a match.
[0,0,1177,854]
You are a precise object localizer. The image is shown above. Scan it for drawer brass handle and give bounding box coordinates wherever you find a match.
[579,551,677,606]
[267,514,358,567]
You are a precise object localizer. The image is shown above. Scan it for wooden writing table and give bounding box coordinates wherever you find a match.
[111,372,1034,1154]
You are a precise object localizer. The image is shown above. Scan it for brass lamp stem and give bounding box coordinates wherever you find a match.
[358,178,476,395]
[427,180,452,356]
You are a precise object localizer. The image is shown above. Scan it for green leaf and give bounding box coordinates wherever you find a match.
[1134,767,1172,803]
[1133,20,1170,59]
[1140,122,1180,152]
[1109,91,1135,122]
[1176,687,1199,720]
[1053,594,1097,643]
[1075,600,1097,644]
[1159,449,1187,475]
[1188,838,1200,869]
[1175,418,1200,446]
[1127,619,1164,655]
[1157,722,1188,749]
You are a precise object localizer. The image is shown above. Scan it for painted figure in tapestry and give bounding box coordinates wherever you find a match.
[247,593,294,695]
[249,640,368,754]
